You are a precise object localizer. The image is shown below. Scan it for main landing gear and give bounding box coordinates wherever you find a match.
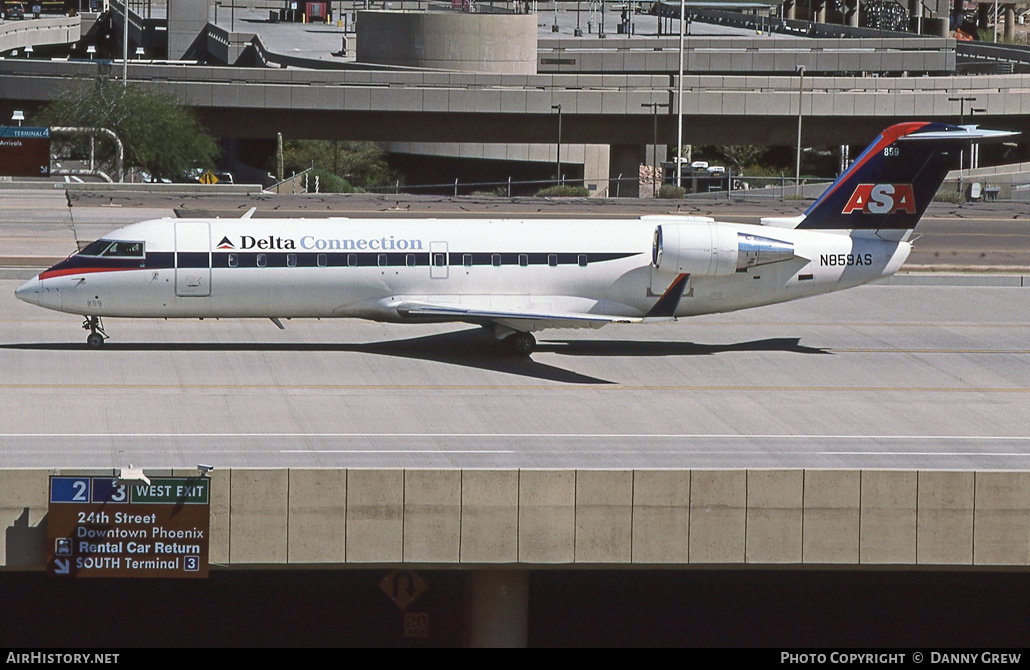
[503,331,536,356]
[82,316,108,348]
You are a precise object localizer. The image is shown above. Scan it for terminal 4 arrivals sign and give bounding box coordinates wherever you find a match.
[0,126,51,177]
[47,476,211,578]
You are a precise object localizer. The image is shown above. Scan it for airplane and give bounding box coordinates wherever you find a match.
[14,122,1017,355]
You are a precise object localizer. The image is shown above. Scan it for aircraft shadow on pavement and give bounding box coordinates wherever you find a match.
[1,331,828,385]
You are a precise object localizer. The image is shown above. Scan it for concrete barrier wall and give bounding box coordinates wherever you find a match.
[538,36,956,75]
[0,15,81,54]
[3,468,1029,569]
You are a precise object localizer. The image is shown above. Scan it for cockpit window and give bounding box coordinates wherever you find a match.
[78,240,144,257]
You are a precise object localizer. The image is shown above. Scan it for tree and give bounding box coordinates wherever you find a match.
[279,140,399,189]
[36,79,219,181]
[694,145,767,171]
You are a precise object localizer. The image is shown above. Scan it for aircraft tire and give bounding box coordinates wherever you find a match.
[87,333,105,349]
[505,331,536,356]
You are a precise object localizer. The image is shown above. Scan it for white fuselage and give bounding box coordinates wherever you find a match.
[15,216,910,329]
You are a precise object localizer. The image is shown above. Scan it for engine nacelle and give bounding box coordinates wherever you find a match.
[651,223,740,277]
[652,223,797,276]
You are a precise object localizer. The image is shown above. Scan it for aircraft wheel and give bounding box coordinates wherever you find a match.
[505,331,536,356]
[86,333,105,349]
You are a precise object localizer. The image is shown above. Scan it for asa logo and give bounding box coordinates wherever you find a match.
[842,184,916,215]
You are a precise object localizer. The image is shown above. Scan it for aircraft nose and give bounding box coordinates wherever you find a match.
[14,276,39,305]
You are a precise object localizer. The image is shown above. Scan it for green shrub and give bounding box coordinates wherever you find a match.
[535,185,590,197]
[933,188,964,203]
[310,169,357,193]
[657,184,685,199]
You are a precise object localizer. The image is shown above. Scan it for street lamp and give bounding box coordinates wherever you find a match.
[676,0,685,188]
[122,0,128,86]
[86,45,96,59]
[11,111,24,127]
[551,104,562,185]
[969,106,986,169]
[24,45,33,58]
[949,96,977,182]
[641,101,670,197]
[795,65,805,196]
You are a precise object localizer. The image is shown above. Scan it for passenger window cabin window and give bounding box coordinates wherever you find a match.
[406,254,416,267]
[492,254,501,267]
[433,253,446,267]
[257,254,267,268]
[347,254,357,267]
[578,254,588,267]
[287,254,297,268]
[228,254,239,268]
[463,254,472,267]
[317,254,327,268]
[518,254,528,267]
[548,254,558,267]
[378,254,388,267]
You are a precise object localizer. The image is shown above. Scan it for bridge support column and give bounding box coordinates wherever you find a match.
[782,0,795,19]
[609,144,643,198]
[466,570,528,648]
[169,0,215,60]
[977,3,990,32]
[1005,3,1016,41]
[812,0,826,24]
[908,0,922,32]
[845,0,859,27]
[582,144,611,197]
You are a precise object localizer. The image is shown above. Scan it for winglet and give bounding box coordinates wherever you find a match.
[645,273,689,319]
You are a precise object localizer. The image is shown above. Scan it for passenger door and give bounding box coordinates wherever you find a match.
[175,221,212,297]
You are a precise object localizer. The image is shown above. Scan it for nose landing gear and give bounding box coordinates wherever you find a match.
[82,316,108,348]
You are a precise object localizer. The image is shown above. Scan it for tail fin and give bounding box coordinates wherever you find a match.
[790,122,1017,231]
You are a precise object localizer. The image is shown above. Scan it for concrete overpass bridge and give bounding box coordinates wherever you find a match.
[2,6,1029,194]
[2,56,1029,193]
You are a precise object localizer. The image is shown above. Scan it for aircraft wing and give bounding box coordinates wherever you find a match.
[391,275,690,331]
[394,299,642,331]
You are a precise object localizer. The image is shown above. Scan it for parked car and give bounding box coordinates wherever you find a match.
[5,4,26,19]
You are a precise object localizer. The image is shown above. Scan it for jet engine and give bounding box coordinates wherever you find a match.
[652,223,796,276]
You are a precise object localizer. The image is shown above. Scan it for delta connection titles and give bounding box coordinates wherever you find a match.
[236,234,424,251]
[781,653,1022,665]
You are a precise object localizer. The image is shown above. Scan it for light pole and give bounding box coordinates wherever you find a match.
[795,65,805,196]
[949,96,976,185]
[11,111,24,127]
[642,101,669,197]
[553,103,563,183]
[676,0,685,188]
[122,0,128,86]
[969,106,986,169]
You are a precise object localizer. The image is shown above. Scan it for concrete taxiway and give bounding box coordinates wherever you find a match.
[2,277,1028,470]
